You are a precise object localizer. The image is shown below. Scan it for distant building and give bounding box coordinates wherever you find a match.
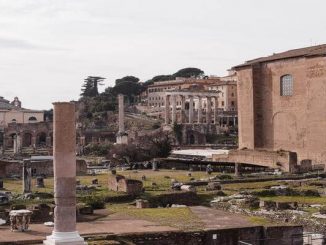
[0,96,44,127]
[0,96,51,153]
[233,44,326,169]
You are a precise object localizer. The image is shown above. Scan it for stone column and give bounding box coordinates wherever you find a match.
[234,163,241,177]
[197,96,202,123]
[225,85,229,111]
[23,159,32,193]
[164,95,170,124]
[180,95,185,123]
[118,94,125,133]
[44,102,85,245]
[188,96,194,124]
[17,134,22,154]
[213,97,218,124]
[171,95,176,125]
[206,97,211,124]
[13,135,17,154]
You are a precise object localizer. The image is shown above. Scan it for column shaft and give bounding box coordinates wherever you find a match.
[165,95,170,124]
[171,95,176,124]
[197,97,202,123]
[53,102,77,233]
[118,94,125,133]
[180,96,185,123]
[206,97,211,124]
[189,96,194,124]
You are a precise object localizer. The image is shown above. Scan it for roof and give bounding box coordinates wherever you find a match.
[233,44,326,69]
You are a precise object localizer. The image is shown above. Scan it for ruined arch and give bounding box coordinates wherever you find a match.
[22,132,33,147]
[36,132,47,146]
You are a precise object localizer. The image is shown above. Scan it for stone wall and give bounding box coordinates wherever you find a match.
[112,225,303,245]
[108,174,143,195]
[0,159,87,177]
[236,56,326,167]
[212,149,298,172]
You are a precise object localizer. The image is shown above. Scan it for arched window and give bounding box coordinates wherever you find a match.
[12,119,16,123]
[28,116,37,122]
[280,75,293,96]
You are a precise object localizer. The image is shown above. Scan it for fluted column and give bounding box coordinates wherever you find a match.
[180,95,185,123]
[171,95,176,124]
[206,97,211,124]
[197,96,202,124]
[44,102,85,245]
[188,96,194,124]
[164,95,170,124]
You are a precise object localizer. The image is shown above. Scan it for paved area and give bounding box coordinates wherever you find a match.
[190,206,256,229]
[0,212,178,244]
[0,207,257,244]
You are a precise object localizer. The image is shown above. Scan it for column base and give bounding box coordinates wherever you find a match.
[43,231,86,245]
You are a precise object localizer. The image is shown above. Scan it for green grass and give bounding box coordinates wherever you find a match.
[247,216,273,226]
[261,196,326,205]
[108,203,204,230]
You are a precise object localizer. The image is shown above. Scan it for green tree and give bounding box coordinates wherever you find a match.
[81,76,105,97]
[115,76,139,86]
[173,67,204,78]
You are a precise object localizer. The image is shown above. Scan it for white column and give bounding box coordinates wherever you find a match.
[213,97,218,124]
[197,96,202,124]
[206,97,211,124]
[165,95,170,124]
[180,95,185,123]
[118,94,125,133]
[171,95,176,124]
[189,96,194,124]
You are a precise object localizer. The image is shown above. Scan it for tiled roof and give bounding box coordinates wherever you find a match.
[233,44,326,69]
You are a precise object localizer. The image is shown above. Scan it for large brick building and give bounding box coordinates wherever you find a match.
[233,44,326,167]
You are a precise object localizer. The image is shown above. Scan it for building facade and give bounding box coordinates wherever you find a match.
[234,44,326,166]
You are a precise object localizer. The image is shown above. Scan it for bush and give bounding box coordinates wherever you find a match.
[219,174,232,180]
[84,143,112,156]
[80,194,105,209]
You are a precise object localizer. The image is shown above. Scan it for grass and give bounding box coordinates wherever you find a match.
[261,196,326,205]
[247,216,272,226]
[108,203,204,230]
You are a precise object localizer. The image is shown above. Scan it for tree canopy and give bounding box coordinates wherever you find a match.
[80,76,105,97]
[173,67,204,78]
[115,76,139,85]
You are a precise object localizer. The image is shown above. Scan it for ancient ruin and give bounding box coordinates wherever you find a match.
[43,102,85,245]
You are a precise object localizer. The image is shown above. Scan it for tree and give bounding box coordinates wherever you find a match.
[173,67,204,78]
[115,76,139,86]
[112,81,143,102]
[81,76,105,97]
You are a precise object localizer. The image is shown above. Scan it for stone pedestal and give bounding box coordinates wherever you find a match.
[43,102,85,245]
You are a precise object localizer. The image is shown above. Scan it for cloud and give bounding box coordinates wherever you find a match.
[0,36,68,51]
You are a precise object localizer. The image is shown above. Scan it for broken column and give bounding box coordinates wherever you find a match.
[23,159,32,193]
[116,94,128,144]
[44,102,85,245]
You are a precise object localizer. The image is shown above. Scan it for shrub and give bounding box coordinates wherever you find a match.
[219,174,232,180]
[80,194,105,209]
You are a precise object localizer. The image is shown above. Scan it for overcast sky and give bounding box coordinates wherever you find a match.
[1,0,326,109]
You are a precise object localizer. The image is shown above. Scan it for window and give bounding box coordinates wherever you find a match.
[221,101,225,106]
[231,101,235,106]
[28,116,37,122]
[280,75,293,96]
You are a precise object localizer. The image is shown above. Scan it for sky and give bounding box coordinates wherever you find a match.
[1,0,326,110]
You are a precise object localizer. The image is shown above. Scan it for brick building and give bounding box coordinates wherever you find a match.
[233,44,326,168]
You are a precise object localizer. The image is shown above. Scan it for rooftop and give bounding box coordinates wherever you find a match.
[233,44,326,69]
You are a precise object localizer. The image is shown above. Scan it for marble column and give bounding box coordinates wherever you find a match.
[171,95,176,125]
[213,97,218,124]
[13,135,17,154]
[118,94,125,133]
[197,96,202,123]
[23,159,32,193]
[164,95,170,124]
[206,97,211,124]
[17,133,22,154]
[188,96,194,124]
[44,102,85,245]
[180,95,185,123]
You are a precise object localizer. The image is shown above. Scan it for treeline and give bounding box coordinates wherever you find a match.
[79,67,205,116]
